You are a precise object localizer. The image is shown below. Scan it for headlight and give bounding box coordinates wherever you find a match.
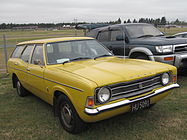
[155,45,173,53]
[161,72,170,85]
[97,87,111,104]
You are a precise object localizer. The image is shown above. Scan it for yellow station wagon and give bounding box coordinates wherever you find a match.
[8,37,179,134]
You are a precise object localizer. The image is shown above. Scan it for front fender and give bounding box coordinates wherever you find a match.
[129,47,155,61]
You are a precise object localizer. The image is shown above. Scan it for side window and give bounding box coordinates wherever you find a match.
[31,45,44,65]
[11,45,25,58]
[97,31,109,41]
[111,30,123,41]
[21,45,35,63]
[183,34,187,38]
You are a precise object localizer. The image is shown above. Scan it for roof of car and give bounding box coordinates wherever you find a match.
[17,37,94,45]
[90,23,152,32]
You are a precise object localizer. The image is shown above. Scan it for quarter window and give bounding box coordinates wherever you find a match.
[21,45,35,63]
[31,45,44,65]
[11,45,25,58]
[97,31,109,41]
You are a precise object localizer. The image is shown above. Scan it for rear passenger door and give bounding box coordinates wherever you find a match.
[8,45,25,75]
[19,45,35,89]
[27,44,46,100]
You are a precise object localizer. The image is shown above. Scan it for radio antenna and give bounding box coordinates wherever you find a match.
[121,25,126,59]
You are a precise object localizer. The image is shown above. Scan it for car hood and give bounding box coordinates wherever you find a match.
[131,36,187,46]
[56,57,172,87]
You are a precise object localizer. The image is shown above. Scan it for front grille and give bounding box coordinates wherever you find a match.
[109,74,162,101]
[174,44,187,52]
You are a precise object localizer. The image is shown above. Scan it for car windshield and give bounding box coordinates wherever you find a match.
[46,39,112,64]
[126,24,164,38]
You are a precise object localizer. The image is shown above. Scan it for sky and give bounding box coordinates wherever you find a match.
[1,0,187,23]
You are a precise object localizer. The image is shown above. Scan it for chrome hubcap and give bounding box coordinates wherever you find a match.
[17,81,21,95]
[61,104,73,128]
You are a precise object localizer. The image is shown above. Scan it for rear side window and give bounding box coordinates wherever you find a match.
[21,45,35,63]
[31,45,44,65]
[97,31,109,41]
[11,45,25,58]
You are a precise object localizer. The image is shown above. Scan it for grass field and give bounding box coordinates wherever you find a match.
[0,27,187,140]
[0,73,187,140]
[0,29,84,71]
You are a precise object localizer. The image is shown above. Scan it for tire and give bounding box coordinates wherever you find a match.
[148,103,156,109]
[57,94,87,134]
[16,80,29,97]
[132,53,149,60]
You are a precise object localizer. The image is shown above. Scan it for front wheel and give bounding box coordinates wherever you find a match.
[57,95,87,134]
[131,53,149,60]
[134,54,149,60]
[16,80,29,97]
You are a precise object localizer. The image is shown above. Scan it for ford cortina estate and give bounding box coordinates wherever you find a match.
[8,37,179,134]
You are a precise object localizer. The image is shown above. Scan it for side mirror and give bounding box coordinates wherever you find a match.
[34,59,42,65]
[116,35,124,41]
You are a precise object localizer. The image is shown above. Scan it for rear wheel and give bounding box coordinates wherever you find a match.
[16,80,29,97]
[57,94,87,134]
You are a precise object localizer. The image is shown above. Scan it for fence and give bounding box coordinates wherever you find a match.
[0,35,8,73]
[0,29,84,74]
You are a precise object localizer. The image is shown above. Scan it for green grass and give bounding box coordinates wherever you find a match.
[0,73,187,140]
[159,27,187,36]
[0,29,84,45]
[0,29,84,71]
[0,28,187,139]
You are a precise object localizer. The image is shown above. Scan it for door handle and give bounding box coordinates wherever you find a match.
[26,68,30,71]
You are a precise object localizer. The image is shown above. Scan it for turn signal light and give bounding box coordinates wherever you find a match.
[86,97,94,107]
[172,75,177,83]
[164,57,174,61]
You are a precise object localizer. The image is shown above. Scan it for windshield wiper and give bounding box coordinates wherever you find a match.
[94,54,112,60]
[62,60,71,65]
[71,57,92,61]
[137,34,154,38]
[155,34,165,37]
[62,57,92,65]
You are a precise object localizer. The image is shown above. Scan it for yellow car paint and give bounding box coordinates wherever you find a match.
[8,37,179,123]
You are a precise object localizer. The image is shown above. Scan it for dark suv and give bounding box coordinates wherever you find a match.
[87,23,187,68]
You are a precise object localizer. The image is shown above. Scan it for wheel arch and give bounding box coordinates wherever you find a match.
[12,73,18,88]
[129,47,155,61]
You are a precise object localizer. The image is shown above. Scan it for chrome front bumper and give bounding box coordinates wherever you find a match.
[153,53,187,68]
[85,83,179,115]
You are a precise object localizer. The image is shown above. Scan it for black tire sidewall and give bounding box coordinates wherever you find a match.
[136,55,149,60]
[16,80,28,97]
[57,95,86,134]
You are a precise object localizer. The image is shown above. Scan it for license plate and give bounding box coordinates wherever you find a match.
[131,99,150,112]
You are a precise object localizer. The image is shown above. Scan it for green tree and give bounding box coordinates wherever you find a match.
[117,18,121,24]
[161,17,167,25]
[127,19,131,23]
[133,19,137,23]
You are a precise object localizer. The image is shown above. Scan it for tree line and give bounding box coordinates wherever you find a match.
[0,17,187,29]
[111,17,187,27]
